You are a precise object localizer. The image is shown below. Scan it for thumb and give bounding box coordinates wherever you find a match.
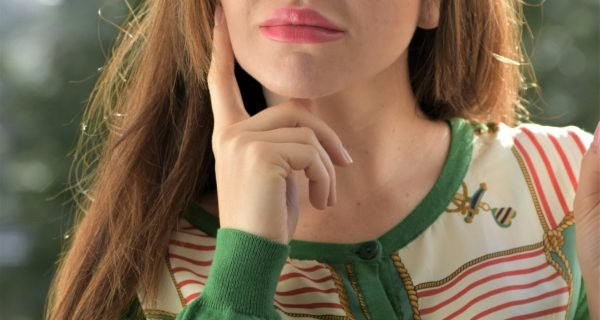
[207,3,249,130]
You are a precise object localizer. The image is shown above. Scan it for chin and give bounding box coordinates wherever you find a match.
[263,81,336,99]
[258,68,347,99]
[242,52,347,98]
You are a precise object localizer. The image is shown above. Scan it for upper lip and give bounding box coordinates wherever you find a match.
[259,7,343,32]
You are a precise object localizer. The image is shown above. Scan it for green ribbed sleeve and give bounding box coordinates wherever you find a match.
[175,228,290,320]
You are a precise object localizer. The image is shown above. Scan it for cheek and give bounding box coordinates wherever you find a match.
[353,2,420,64]
[221,4,253,61]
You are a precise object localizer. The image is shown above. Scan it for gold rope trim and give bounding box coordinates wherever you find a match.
[511,146,550,232]
[142,308,177,317]
[543,213,575,310]
[470,121,500,136]
[275,306,351,320]
[415,242,544,290]
[165,255,187,308]
[345,264,371,320]
[325,264,355,319]
[391,253,421,320]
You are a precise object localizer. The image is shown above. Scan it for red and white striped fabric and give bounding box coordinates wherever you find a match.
[169,223,216,305]
[513,124,588,229]
[417,245,569,319]
[274,259,346,317]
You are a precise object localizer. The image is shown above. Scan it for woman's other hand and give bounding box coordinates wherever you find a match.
[574,122,600,318]
[206,4,353,244]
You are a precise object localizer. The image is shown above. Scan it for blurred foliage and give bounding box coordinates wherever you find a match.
[0,0,597,318]
[523,0,599,130]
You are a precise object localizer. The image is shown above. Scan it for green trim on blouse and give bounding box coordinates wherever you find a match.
[184,117,473,263]
[562,223,591,319]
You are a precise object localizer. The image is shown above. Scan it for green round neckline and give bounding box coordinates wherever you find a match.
[184,117,473,263]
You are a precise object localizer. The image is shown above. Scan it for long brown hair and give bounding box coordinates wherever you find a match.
[45,0,532,319]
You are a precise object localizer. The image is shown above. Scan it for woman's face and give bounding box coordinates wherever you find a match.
[220,0,438,99]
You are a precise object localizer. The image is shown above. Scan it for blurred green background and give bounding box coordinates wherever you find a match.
[0,0,598,318]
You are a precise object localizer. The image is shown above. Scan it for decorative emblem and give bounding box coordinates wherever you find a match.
[446,182,516,227]
[491,207,517,227]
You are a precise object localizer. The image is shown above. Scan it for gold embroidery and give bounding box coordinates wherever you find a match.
[275,307,351,320]
[447,181,517,226]
[325,264,355,319]
[446,182,492,223]
[511,146,550,231]
[391,253,421,320]
[543,213,575,310]
[415,242,544,290]
[345,264,371,320]
[470,121,499,136]
[143,308,177,318]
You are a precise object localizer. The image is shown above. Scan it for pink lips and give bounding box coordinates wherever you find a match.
[259,7,345,43]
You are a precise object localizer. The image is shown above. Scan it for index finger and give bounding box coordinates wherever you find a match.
[207,4,249,130]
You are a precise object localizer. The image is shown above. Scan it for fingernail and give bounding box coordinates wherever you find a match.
[342,146,353,164]
[593,121,600,153]
[214,5,224,26]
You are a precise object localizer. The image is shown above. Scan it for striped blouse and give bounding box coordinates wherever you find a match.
[121,117,593,320]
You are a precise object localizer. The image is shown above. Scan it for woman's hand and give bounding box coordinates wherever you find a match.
[206,5,353,244]
[574,122,600,318]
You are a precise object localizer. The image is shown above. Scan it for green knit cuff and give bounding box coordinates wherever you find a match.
[199,228,290,317]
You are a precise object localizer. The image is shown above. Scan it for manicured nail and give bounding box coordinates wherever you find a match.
[593,121,600,153]
[342,146,353,164]
[214,5,224,26]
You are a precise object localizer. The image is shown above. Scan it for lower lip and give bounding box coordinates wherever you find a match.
[259,25,344,43]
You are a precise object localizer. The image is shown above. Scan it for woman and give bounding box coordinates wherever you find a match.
[46,0,598,319]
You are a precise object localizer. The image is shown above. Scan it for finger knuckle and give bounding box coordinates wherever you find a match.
[298,126,317,143]
[245,141,272,163]
[278,104,302,122]
[211,125,227,142]
[309,147,320,162]
[211,130,224,150]
[213,127,239,150]
[228,131,247,150]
